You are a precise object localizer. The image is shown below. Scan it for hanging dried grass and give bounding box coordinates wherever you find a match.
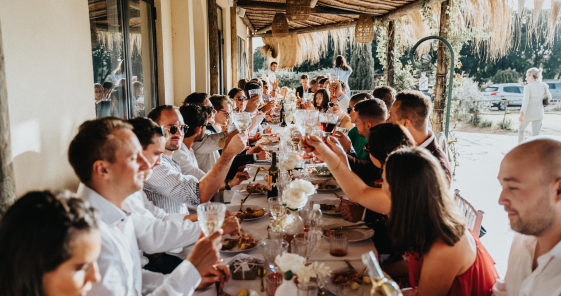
[286,0,311,21]
[518,0,526,14]
[272,13,289,39]
[546,1,561,46]
[355,14,375,44]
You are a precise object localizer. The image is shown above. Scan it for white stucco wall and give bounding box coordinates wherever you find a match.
[0,0,95,195]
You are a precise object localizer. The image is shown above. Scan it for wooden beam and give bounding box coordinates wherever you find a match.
[242,14,255,33]
[381,0,447,23]
[0,19,16,215]
[386,21,396,86]
[231,4,238,88]
[256,25,272,34]
[248,35,253,78]
[432,0,451,135]
[255,20,357,37]
[236,1,374,15]
[208,0,219,94]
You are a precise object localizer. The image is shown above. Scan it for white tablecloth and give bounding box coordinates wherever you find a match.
[194,162,376,296]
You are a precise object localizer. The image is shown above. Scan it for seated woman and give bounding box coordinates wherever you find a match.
[228,88,247,112]
[328,102,353,130]
[0,191,101,295]
[309,88,330,112]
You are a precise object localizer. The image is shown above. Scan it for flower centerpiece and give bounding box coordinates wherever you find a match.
[269,179,317,238]
[282,152,301,171]
[274,253,331,296]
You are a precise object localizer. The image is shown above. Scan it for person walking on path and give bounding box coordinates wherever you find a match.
[330,55,352,95]
[518,68,551,144]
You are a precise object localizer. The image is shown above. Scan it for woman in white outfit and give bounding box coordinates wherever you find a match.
[330,55,352,95]
[518,68,551,144]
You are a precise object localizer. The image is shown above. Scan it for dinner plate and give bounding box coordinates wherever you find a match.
[319,201,343,216]
[246,165,270,174]
[237,181,268,194]
[226,204,268,222]
[258,137,280,145]
[220,230,263,253]
[310,179,340,191]
[325,267,372,295]
[307,165,332,177]
[322,225,375,242]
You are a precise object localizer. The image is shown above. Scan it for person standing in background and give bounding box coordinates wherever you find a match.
[330,55,352,95]
[261,61,278,86]
[518,68,551,144]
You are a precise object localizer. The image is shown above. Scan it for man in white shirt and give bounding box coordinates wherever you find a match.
[68,117,225,295]
[145,105,247,214]
[329,80,350,112]
[261,61,277,85]
[493,138,561,296]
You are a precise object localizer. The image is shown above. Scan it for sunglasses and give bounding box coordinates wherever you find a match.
[347,107,354,113]
[139,125,166,137]
[328,102,337,108]
[165,124,189,135]
[236,96,248,102]
[219,110,231,117]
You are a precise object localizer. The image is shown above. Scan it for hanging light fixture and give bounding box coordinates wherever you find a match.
[286,0,311,21]
[272,13,289,39]
[355,14,375,44]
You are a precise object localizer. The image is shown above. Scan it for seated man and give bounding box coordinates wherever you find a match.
[128,117,240,276]
[344,93,373,161]
[493,138,561,295]
[145,105,246,214]
[389,90,452,181]
[296,74,311,98]
[68,117,226,295]
[372,85,396,121]
[309,79,319,94]
[329,80,350,112]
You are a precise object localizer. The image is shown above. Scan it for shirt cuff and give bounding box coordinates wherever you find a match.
[361,208,367,222]
[253,154,258,161]
[165,260,202,295]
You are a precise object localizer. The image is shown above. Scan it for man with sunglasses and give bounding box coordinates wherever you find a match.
[144,105,247,214]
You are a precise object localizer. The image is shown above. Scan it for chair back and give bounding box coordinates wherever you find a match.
[454,189,484,236]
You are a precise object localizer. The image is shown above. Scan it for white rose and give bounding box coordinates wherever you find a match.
[282,188,308,209]
[289,179,316,196]
[275,253,306,274]
[282,157,298,171]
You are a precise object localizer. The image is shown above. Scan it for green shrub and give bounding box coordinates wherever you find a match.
[493,68,522,84]
[477,119,493,128]
[553,102,561,111]
[495,118,513,130]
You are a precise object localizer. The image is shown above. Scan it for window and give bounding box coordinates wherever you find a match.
[547,83,560,90]
[89,0,158,119]
[237,37,247,79]
[484,87,498,92]
[503,87,522,93]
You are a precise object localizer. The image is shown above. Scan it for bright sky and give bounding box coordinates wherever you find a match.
[253,37,264,52]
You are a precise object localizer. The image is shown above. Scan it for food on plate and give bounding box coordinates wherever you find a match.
[221,233,258,251]
[363,276,372,284]
[246,183,267,193]
[236,289,248,296]
[320,204,336,211]
[307,166,331,175]
[331,269,361,285]
[235,206,266,220]
[311,180,338,190]
[351,282,361,290]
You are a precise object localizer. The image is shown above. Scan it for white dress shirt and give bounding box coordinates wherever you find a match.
[173,142,206,179]
[336,93,350,112]
[492,233,561,296]
[83,186,202,295]
[262,69,276,84]
[144,154,200,214]
[192,131,224,173]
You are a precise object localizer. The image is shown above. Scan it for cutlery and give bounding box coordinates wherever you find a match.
[252,167,261,182]
[344,260,355,271]
[257,267,266,292]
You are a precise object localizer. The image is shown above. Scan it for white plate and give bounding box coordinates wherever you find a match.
[307,165,332,177]
[322,225,375,242]
[258,137,280,145]
[226,204,268,222]
[310,179,340,191]
[220,230,263,253]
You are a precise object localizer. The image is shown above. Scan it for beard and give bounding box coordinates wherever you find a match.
[511,189,556,236]
[165,137,181,151]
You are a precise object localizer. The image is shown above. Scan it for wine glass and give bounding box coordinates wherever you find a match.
[232,112,252,133]
[196,202,226,237]
[268,196,285,221]
[262,239,289,271]
[319,113,339,137]
[295,110,319,137]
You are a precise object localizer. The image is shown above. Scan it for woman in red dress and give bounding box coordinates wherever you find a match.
[383,147,498,295]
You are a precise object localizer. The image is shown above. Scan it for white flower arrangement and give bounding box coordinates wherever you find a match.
[282,179,317,210]
[282,152,300,171]
[275,253,331,283]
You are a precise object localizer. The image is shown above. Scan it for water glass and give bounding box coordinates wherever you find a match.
[196,202,226,237]
[295,110,319,136]
[268,229,285,240]
[297,279,319,296]
[268,197,284,220]
[290,237,310,259]
[262,239,289,271]
[266,272,284,296]
[329,231,348,257]
[232,112,251,133]
[299,200,314,230]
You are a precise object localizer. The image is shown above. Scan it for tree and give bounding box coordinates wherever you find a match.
[348,43,375,90]
[253,46,267,73]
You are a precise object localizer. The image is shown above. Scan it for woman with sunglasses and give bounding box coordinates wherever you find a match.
[0,191,101,296]
[228,88,246,112]
[328,102,353,130]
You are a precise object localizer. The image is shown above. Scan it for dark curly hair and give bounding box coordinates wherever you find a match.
[0,190,100,296]
[179,105,213,138]
[183,92,209,106]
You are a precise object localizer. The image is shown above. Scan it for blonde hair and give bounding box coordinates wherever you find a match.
[526,68,543,82]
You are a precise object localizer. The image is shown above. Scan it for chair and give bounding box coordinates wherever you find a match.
[454,189,484,236]
[436,131,453,165]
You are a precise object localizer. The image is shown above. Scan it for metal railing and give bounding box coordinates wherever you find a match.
[469,99,522,127]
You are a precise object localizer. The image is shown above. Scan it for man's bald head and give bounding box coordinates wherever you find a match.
[506,138,561,183]
[499,138,561,236]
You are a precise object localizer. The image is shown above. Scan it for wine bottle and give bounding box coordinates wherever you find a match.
[267,152,279,198]
[361,251,403,296]
[280,102,287,127]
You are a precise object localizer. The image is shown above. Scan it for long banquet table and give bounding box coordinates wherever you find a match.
[194,126,377,296]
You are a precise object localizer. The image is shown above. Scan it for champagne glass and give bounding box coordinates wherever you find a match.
[232,112,252,133]
[268,196,285,221]
[319,113,339,137]
[196,202,226,236]
[262,239,289,271]
[295,110,319,137]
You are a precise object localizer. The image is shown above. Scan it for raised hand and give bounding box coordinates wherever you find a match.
[187,230,223,276]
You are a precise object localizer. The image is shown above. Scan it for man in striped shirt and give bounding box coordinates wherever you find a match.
[144,105,247,214]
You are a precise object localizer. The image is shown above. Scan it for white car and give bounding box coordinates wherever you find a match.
[481,83,524,110]
[543,80,561,101]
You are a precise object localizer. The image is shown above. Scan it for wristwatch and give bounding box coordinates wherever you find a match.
[225,179,232,190]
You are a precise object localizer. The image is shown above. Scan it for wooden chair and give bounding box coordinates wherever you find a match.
[454,189,484,236]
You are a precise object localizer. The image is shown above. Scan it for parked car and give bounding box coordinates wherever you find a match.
[481,83,524,110]
[543,80,561,101]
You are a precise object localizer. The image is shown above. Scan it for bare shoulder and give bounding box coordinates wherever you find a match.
[424,231,477,275]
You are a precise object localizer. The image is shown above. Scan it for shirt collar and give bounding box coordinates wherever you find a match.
[521,234,561,260]
[419,130,435,148]
[81,185,127,227]
[337,93,346,101]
